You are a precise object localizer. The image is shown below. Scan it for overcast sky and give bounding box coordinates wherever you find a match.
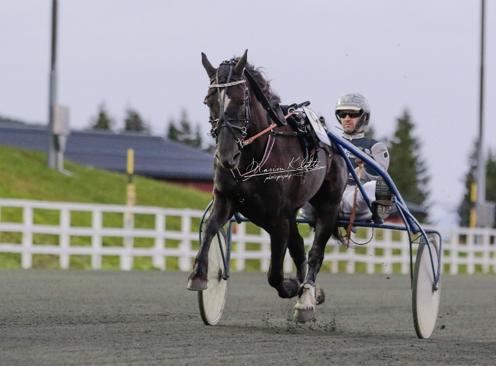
[0,0,495,226]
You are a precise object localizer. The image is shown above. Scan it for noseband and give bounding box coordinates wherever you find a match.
[209,61,251,150]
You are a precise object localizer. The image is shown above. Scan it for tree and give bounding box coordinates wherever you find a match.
[124,107,149,133]
[457,144,496,227]
[365,125,376,139]
[89,103,114,131]
[388,109,430,221]
[166,110,203,149]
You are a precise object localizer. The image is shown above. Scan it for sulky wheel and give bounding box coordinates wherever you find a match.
[412,235,441,339]
[198,229,228,325]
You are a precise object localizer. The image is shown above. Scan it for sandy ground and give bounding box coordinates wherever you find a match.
[0,270,494,365]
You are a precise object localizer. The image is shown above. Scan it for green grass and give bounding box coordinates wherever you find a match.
[0,145,210,208]
[0,145,211,270]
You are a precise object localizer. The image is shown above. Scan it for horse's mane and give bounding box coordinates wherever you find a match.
[244,62,281,106]
[220,57,281,106]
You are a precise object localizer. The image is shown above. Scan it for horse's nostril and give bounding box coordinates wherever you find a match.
[219,152,241,170]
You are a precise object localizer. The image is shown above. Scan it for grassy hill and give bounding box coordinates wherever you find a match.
[0,145,211,208]
[0,145,212,270]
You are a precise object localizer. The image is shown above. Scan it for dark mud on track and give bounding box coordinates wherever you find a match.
[0,270,494,365]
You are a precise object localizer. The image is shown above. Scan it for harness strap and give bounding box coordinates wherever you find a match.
[345,162,364,248]
[242,123,277,146]
[209,79,246,88]
[244,69,286,126]
[241,111,298,146]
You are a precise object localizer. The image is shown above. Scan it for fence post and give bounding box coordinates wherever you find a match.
[179,211,192,271]
[330,244,339,274]
[450,230,459,275]
[121,209,134,271]
[91,209,102,270]
[235,222,246,272]
[21,204,33,269]
[382,229,393,274]
[261,230,270,272]
[482,229,491,273]
[59,207,70,269]
[153,213,165,270]
[467,231,475,275]
[283,250,293,274]
[400,230,410,275]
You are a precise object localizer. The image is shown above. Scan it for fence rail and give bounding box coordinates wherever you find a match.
[0,198,495,274]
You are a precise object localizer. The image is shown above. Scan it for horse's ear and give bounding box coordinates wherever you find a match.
[234,49,248,74]
[201,52,217,78]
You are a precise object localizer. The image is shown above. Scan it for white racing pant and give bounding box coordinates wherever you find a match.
[340,181,376,217]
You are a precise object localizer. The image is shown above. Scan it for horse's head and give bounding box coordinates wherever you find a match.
[202,50,249,170]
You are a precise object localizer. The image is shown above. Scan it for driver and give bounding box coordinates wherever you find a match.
[335,93,392,221]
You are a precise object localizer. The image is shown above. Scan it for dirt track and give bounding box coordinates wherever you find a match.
[0,270,494,365]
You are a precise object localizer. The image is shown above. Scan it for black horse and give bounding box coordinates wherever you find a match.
[187,50,347,321]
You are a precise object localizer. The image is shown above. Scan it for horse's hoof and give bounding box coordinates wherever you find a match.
[294,283,316,322]
[316,285,325,305]
[187,276,207,291]
[281,278,300,298]
[294,307,315,323]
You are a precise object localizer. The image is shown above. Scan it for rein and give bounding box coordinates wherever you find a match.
[242,122,277,146]
[242,110,299,146]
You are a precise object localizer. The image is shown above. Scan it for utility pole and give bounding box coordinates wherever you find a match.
[471,0,486,227]
[47,0,58,169]
[477,0,486,206]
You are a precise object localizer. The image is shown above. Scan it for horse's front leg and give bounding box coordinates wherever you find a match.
[187,194,233,291]
[266,218,300,299]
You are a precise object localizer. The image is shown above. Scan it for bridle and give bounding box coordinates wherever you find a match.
[208,60,251,150]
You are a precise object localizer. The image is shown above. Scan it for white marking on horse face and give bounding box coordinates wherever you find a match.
[220,90,231,110]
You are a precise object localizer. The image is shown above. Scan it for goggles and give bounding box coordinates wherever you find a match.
[336,110,363,119]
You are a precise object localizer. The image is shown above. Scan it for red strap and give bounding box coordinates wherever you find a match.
[242,123,277,146]
[242,111,297,147]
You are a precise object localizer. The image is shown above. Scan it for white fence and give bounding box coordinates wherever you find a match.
[0,198,495,275]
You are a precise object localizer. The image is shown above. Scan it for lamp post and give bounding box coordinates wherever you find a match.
[476,0,486,208]
[471,0,487,227]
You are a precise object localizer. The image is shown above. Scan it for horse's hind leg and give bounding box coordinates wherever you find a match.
[287,215,306,284]
[266,218,299,298]
[295,153,347,321]
[294,203,339,322]
[305,203,340,284]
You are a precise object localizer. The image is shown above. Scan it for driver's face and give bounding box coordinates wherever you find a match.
[341,115,360,134]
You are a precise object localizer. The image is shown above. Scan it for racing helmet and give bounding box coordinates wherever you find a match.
[335,93,371,133]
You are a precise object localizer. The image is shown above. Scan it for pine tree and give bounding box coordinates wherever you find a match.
[166,110,203,149]
[89,103,114,131]
[124,107,149,133]
[458,144,496,227]
[365,125,376,139]
[487,152,496,202]
[167,118,180,141]
[388,109,430,221]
